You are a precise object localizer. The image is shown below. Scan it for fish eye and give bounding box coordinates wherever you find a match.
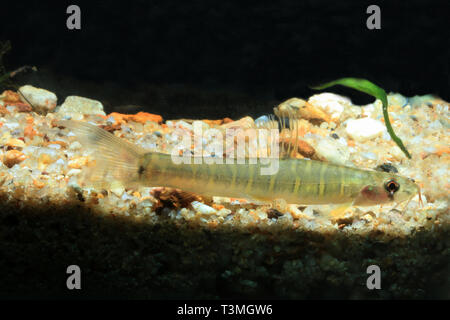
[385,179,400,193]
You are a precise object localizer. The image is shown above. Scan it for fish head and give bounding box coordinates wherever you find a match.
[355,173,421,206]
[380,174,421,205]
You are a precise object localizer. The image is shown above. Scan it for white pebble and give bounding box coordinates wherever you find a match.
[302,206,315,218]
[217,208,232,217]
[314,138,350,165]
[69,141,82,150]
[66,169,81,176]
[110,181,125,197]
[428,120,442,130]
[57,96,105,117]
[19,85,57,113]
[345,118,385,141]
[4,122,19,130]
[106,116,116,125]
[308,93,351,119]
[176,120,193,131]
[387,93,408,107]
[48,144,61,150]
[192,120,209,131]
[191,201,217,215]
[121,192,134,201]
[37,147,59,158]
[68,176,81,190]
[360,152,378,160]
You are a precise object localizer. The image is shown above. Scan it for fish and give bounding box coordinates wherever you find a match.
[58,119,422,214]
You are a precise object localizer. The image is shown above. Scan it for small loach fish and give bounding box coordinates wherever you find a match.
[58,116,422,218]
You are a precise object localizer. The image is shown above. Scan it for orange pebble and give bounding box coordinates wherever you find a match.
[3,150,26,168]
[435,146,450,157]
[106,112,125,124]
[24,125,37,139]
[39,153,53,165]
[202,119,223,126]
[46,140,67,147]
[33,179,45,189]
[208,220,219,228]
[212,204,224,210]
[68,156,89,169]
[132,191,141,198]
[2,90,21,103]
[130,112,163,124]
[0,105,9,116]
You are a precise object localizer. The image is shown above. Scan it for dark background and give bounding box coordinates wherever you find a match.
[1,0,449,119]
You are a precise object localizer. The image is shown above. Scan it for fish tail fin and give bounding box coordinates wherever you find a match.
[59,120,145,190]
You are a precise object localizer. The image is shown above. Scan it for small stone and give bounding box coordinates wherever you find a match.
[387,93,408,107]
[221,116,254,130]
[296,140,316,158]
[3,150,26,168]
[6,138,26,148]
[345,118,385,141]
[409,94,436,108]
[191,201,217,215]
[276,98,330,124]
[175,120,193,131]
[1,90,21,103]
[330,133,339,139]
[217,207,232,217]
[314,138,350,165]
[38,153,55,171]
[24,125,37,139]
[192,120,210,131]
[66,168,82,176]
[308,93,351,121]
[129,112,162,124]
[360,152,378,160]
[68,141,82,150]
[68,156,89,169]
[110,181,125,197]
[362,214,374,222]
[32,179,45,189]
[57,96,106,117]
[0,105,9,115]
[267,208,283,219]
[19,85,57,114]
[289,204,313,220]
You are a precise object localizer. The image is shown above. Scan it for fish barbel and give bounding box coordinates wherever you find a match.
[59,120,421,208]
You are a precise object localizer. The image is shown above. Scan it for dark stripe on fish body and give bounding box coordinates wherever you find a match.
[318,162,327,197]
[339,166,346,197]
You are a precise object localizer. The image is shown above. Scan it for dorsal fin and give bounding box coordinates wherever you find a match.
[255,106,303,159]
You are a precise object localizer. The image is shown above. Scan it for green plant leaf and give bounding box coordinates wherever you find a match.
[311,77,411,159]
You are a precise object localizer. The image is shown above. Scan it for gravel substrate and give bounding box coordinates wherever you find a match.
[0,88,448,299]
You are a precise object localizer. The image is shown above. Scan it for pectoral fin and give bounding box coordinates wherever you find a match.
[353,185,389,206]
